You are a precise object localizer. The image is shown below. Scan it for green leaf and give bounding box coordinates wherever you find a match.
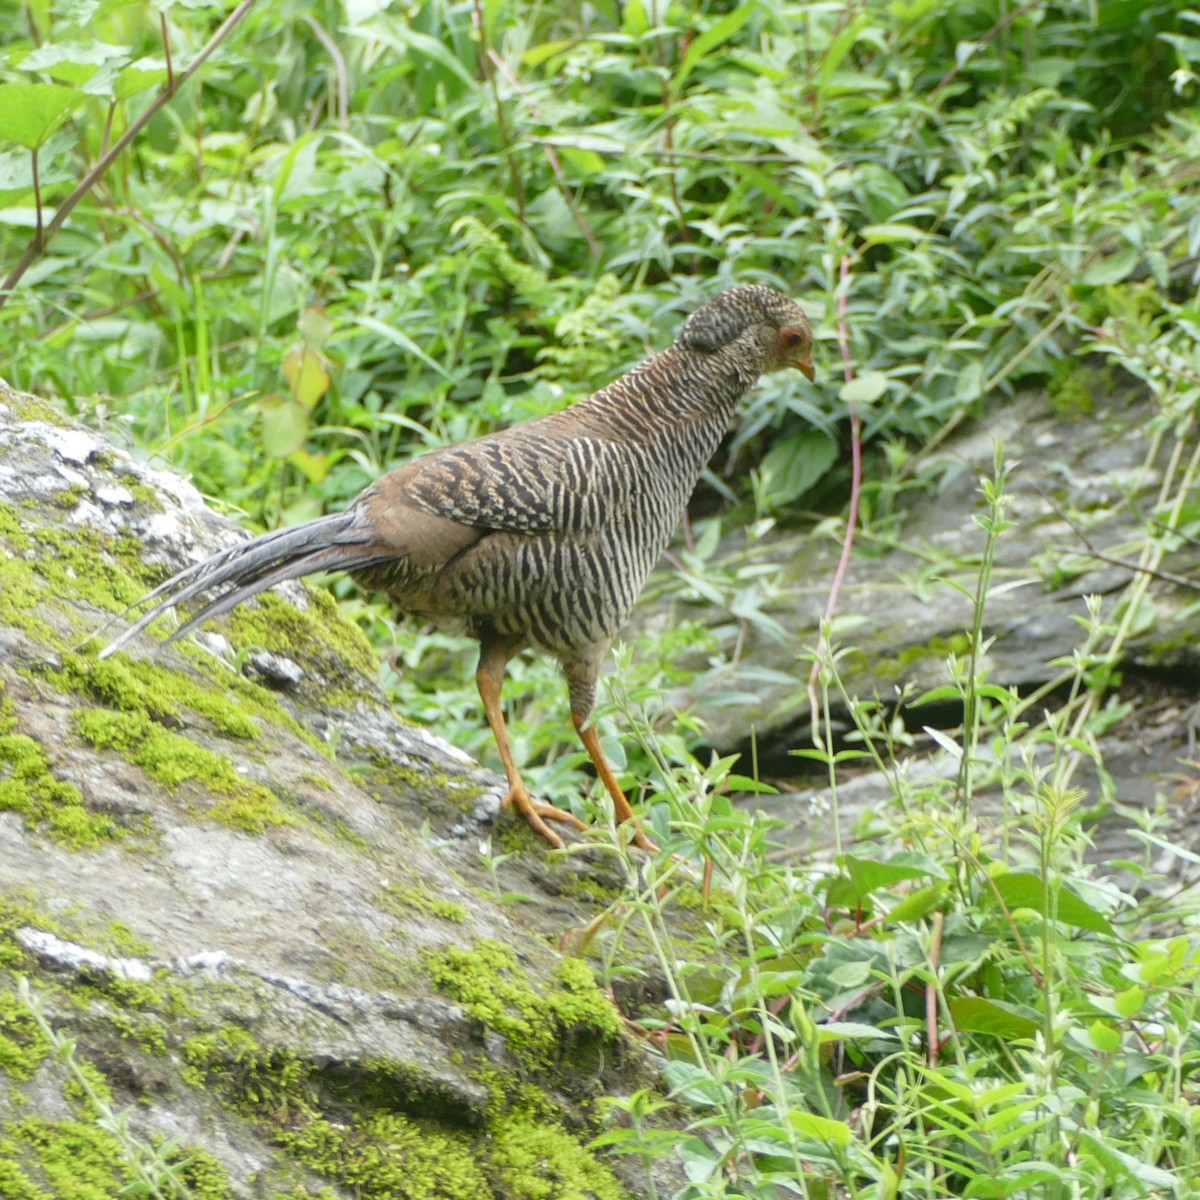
[19,41,129,92]
[1087,1019,1122,1052]
[672,6,755,95]
[757,429,838,507]
[861,223,927,244]
[886,882,950,924]
[1082,245,1138,286]
[0,83,83,150]
[949,996,1039,1039]
[788,1111,853,1146]
[286,447,330,485]
[115,59,169,101]
[817,1021,895,1042]
[298,305,333,351]
[282,346,330,411]
[557,145,607,177]
[988,871,1116,936]
[256,395,309,458]
[623,0,649,36]
[839,852,945,901]
[839,371,889,404]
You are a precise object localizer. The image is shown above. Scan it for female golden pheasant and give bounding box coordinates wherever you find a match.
[103,285,815,850]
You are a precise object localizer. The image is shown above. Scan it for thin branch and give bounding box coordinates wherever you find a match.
[808,253,864,741]
[160,11,174,92]
[930,0,1049,102]
[485,50,602,259]
[469,0,526,221]
[0,0,261,311]
[31,149,42,249]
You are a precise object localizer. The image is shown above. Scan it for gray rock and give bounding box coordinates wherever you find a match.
[0,378,683,1200]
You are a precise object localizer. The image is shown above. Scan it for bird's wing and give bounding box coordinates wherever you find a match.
[396,428,640,536]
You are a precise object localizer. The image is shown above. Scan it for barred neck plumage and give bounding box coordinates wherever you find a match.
[573,343,755,443]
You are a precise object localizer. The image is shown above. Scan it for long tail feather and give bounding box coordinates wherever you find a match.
[101,509,380,659]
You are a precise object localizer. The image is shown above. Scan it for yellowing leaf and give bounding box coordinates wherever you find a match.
[282,347,330,411]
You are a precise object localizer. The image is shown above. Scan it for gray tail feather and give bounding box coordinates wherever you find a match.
[100,509,385,659]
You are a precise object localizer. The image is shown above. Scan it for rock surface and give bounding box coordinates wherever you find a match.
[0,379,685,1199]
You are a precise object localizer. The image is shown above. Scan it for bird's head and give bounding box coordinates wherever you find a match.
[676,285,815,382]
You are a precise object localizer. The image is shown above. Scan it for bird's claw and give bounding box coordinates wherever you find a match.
[503,786,589,849]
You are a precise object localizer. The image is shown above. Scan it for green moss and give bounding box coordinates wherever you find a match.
[74,709,291,833]
[380,883,467,924]
[0,892,65,969]
[173,1144,235,1200]
[0,501,163,649]
[229,588,379,683]
[554,872,621,906]
[57,654,261,740]
[423,941,621,1069]
[181,1026,318,1120]
[0,388,71,426]
[0,991,53,1082]
[280,1114,489,1200]
[490,1110,625,1200]
[0,733,119,848]
[0,1118,133,1199]
[893,633,972,670]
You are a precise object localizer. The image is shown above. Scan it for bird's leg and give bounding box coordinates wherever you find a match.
[572,715,660,854]
[476,642,588,849]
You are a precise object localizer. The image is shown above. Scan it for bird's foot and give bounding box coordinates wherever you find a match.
[503,786,589,849]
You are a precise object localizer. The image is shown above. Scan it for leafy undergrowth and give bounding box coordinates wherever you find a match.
[3,0,1200,1195]
[572,459,1200,1199]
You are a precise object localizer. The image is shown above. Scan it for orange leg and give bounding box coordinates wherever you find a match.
[573,716,660,854]
[477,649,588,849]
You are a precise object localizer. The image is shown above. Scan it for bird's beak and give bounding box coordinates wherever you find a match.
[780,325,815,381]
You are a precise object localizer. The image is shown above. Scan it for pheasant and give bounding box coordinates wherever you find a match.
[102,285,815,851]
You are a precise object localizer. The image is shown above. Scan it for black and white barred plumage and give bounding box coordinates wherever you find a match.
[103,285,814,847]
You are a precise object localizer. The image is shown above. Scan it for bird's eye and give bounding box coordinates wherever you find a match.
[779,326,807,346]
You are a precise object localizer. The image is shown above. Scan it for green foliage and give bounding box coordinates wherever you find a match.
[4,3,1200,1195]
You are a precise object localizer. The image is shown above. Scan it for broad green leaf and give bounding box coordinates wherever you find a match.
[1112,985,1145,1018]
[256,395,309,458]
[886,882,950,924]
[948,997,1039,1039]
[557,146,607,177]
[988,871,1116,936]
[1087,1019,1122,1052]
[623,0,649,36]
[839,371,889,404]
[839,852,944,901]
[287,448,330,485]
[1082,245,1138,286]
[114,59,168,101]
[758,429,838,507]
[789,1111,853,1147]
[19,42,128,92]
[0,83,83,149]
[298,305,333,351]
